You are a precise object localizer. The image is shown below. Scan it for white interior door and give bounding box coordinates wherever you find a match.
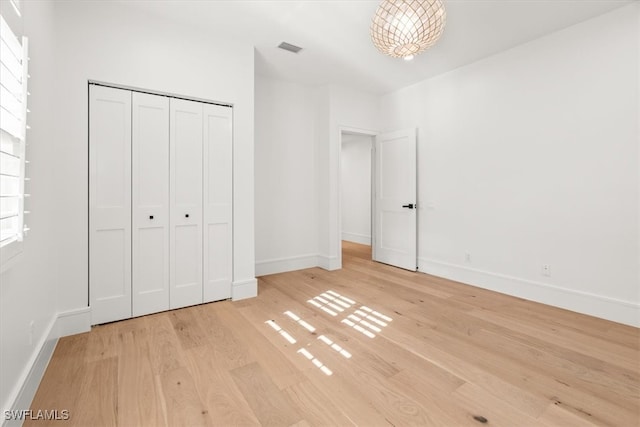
[170,98,203,309]
[203,104,233,302]
[373,128,417,271]
[132,92,170,316]
[89,85,132,324]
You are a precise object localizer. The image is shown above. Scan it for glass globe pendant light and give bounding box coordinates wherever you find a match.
[371,0,446,61]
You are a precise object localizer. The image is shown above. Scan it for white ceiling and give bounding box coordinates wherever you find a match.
[117,0,634,94]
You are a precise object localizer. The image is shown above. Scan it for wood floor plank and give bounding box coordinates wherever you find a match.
[219,300,307,390]
[469,307,640,371]
[27,241,639,427]
[73,357,118,427]
[472,328,639,408]
[117,328,166,427]
[251,283,402,379]
[192,302,256,370]
[386,369,476,426]
[147,314,187,375]
[378,316,551,417]
[169,308,209,350]
[184,345,261,426]
[159,366,214,427]
[259,278,466,393]
[537,401,601,427]
[283,381,356,427]
[84,322,120,362]
[26,334,89,426]
[452,382,550,427]
[229,362,302,426]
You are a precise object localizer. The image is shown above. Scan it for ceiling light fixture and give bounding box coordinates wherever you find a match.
[371,0,446,61]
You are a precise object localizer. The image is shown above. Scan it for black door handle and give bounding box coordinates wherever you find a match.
[149,215,154,219]
[402,204,415,209]
[185,214,189,218]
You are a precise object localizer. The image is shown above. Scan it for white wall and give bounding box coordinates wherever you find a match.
[0,0,60,415]
[379,4,640,326]
[255,81,379,274]
[52,0,257,316]
[255,75,319,275]
[341,134,372,245]
[322,85,379,269]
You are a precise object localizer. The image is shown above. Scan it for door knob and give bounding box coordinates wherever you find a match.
[185,214,189,218]
[402,204,415,209]
[149,215,154,219]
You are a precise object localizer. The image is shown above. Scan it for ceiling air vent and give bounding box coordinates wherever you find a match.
[278,42,303,54]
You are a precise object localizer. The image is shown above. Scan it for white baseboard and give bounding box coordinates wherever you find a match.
[418,257,640,327]
[255,254,320,276]
[232,278,258,300]
[318,254,340,271]
[341,232,371,245]
[3,306,91,427]
[3,316,57,427]
[56,307,91,338]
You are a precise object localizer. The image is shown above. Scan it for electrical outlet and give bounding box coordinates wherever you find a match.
[542,264,551,277]
[464,252,471,263]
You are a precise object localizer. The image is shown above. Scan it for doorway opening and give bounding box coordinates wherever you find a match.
[340,131,375,266]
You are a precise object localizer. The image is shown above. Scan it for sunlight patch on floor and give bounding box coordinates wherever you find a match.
[307,290,356,317]
[265,320,297,344]
[306,290,393,339]
[318,334,352,359]
[283,310,316,332]
[297,348,333,376]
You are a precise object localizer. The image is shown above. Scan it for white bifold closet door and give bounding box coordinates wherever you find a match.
[132,92,170,316]
[89,85,132,325]
[170,99,204,309]
[90,85,233,324]
[203,104,233,302]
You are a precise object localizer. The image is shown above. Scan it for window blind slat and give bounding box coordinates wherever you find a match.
[0,105,22,139]
[0,212,18,220]
[0,215,19,241]
[0,150,19,159]
[0,144,20,175]
[0,40,22,82]
[0,85,22,119]
[0,130,20,156]
[0,175,19,196]
[0,63,22,99]
[0,235,17,245]
[0,15,22,63]
[0,195,18,218]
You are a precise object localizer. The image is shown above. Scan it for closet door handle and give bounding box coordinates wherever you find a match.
[149,215,154,220]
[402,204,415,209]
[185,214,189,218]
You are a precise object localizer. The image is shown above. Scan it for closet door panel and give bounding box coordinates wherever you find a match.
[170,98,203,309]
[203,104,233,302]
[89,85,132,325]
[132,92,170,317]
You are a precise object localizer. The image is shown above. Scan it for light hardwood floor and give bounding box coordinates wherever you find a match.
[28,242,639,426]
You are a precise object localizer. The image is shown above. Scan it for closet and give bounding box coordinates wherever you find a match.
[89,84,232,325]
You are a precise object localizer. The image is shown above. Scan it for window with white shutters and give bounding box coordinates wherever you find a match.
[0,13,29,265]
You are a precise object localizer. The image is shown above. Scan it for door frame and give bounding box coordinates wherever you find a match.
[336,126,378,269]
